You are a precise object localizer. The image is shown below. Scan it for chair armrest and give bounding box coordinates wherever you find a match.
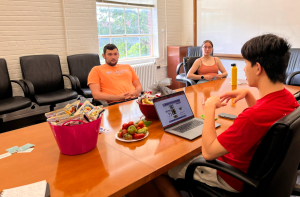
[186,78,196,86]
[62,74,77,90]
[20,79,36,102]
[176,62,184,75]
[10,80,28,97]
[286,71,300,85]
[185,157,259,188]
[73,76,81,90]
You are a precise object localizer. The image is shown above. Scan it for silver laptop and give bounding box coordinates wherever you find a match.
[153,91,221,140]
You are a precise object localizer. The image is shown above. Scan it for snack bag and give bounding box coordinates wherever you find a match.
[74,100,95,116]
[47,114,70,124]
[64,100,80,115]
[45,108,66,118]
[55,114,82,126]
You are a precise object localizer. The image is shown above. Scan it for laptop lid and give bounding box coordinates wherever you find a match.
[153,91,194,129]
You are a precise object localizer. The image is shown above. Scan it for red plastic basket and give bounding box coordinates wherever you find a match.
[48,116,102,155]
[137,101,159,119]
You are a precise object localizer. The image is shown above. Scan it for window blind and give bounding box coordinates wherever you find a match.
[96,0,155,7]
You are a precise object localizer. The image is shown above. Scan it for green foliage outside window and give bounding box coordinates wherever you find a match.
[97,5,152,59]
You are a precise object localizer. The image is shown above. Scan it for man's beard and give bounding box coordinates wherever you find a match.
[106,59,118,67]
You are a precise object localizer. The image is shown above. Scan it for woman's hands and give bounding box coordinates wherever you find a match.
[203,75,215,81]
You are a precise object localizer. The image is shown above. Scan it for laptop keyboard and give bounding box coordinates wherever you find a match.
[172,120,203,133]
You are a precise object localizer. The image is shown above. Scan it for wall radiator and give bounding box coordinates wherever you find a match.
[132,62,156,91]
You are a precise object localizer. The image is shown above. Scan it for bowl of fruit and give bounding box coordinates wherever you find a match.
[115,119,152,142]
[137,91,159,120]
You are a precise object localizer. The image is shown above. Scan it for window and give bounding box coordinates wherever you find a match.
[97,4,153,62]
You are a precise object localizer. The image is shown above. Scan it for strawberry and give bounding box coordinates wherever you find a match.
[118,132,122,138]
[133,133,145,139]
[121,129,127,137]
[122,123,129,130]
[138,121,144,128]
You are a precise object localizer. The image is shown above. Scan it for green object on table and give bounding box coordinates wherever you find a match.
[201,115,218,121]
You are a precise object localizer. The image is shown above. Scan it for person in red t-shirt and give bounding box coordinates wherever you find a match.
[152,34,299,196]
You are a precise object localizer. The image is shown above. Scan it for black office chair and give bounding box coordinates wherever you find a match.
[67,53,100,98]
[176,47,214,87]
[286,48,300,85]
[176,56,201,86]
[178,106,300,197]
[0,58,32,132]
[20,55,78,111]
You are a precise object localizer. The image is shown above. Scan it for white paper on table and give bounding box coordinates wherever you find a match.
[0,180,46,197]
[17,148,34,153]
[0,153,11,159]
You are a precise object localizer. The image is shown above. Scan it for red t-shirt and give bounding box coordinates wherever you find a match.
[217,88,299,192]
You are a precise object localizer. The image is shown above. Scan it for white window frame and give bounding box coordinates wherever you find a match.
[96,3,154,62]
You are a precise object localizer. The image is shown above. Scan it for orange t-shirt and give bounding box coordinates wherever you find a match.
[87,64,139,96]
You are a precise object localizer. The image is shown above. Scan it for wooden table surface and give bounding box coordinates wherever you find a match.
[1,78,299,196]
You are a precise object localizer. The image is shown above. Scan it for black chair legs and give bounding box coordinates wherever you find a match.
[50,104,56,111]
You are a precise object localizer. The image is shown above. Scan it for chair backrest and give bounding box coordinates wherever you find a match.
[186,47,213,57]
[67,54,100,88]
[20,55,64,95]
[286,48,300,84]
[244,106,300,197]
[0,58,12,100]
[183,56,200,76]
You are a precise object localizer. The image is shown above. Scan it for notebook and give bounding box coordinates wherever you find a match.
[153,91,221,140]
[0,180,50,197]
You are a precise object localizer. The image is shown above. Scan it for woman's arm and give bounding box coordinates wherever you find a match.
[215,57,228,79]
[187,58,214,81]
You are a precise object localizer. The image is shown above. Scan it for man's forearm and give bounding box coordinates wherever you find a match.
[202,105,217,159]
[93,92,123,101]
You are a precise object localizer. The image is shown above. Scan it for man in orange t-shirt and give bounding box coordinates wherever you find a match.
[88,44,143,103]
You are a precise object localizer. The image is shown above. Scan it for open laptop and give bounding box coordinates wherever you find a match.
[153,91,221,140]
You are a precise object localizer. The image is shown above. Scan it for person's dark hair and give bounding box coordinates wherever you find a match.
[202,40,213,48]
[241,34,291,83]
[103,44,118,54]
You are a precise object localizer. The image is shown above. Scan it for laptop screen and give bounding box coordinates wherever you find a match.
[153,91,194,128]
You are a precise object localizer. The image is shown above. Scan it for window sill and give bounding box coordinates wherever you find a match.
[117,56,159,65]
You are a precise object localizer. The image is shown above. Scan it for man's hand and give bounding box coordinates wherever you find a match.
[205,96,227,109]
[220,89,250,104]
[220,89,256,107]
[124,90,139,100]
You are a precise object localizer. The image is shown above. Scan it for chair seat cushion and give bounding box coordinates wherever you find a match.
[0,96,31,115]
[80,88,92,98]
[176,73,186,82]
[35,89,78,106]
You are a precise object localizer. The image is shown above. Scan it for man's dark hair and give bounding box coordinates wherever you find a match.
[103,44,118,54]
[241,34,291,83]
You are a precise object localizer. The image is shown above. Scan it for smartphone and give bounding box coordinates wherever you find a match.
[218,113,237,120]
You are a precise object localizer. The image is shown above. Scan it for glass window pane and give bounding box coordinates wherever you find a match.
[111,37,126,59]
[110,7,125,35]
[139,9,151,34]
[125,8,138,34]
[127,37,140,58]
[97,6,109,36]
[99,38,110,62]
[140,36,151,57]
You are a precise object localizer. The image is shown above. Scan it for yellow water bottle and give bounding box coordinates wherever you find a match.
[231,63,237,86]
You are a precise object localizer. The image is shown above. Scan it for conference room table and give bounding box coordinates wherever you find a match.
[1,78,300,197]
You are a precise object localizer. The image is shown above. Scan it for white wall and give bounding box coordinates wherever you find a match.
[196,0,300,54]
[0,0,194,121]
[181,0,194,46]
